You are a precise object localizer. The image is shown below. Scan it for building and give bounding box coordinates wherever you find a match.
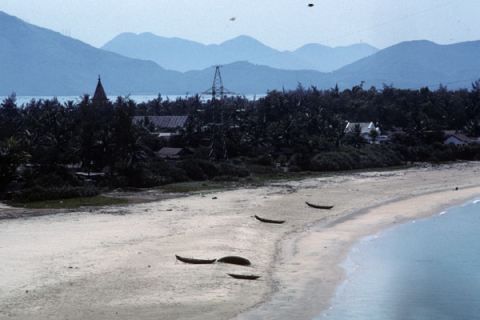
[444,133,479,146]
[92,76,108,105]
[155,147,189,159]
[345,122,385,142]
[132,116,188,133]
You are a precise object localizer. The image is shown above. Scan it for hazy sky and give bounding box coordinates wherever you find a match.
[0,0,479,50]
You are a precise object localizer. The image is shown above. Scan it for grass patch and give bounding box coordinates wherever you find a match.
[244,171,329,185]
[242,164,416,185]
[7,196,130,209]
[334,164,417,175]
[159,181,238,193]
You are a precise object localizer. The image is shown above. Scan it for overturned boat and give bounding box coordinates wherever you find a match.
[305,201,334,210]
[217,256,251,266]
[228,273,261,280]
[175,255,216,264]
[254,215,285,224]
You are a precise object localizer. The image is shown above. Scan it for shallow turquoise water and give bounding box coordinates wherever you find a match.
[318,199,480,320]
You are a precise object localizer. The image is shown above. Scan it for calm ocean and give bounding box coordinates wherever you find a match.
[318,198,480,320]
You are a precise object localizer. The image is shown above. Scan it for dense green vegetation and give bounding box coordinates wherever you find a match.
[2,81,480,202]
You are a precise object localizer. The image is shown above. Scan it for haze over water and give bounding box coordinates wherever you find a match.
[0,94,265,106]
[319,199,480,319]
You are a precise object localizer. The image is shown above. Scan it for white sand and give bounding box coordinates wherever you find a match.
[1,162,480,319]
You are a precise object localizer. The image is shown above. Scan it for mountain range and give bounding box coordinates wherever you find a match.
[0,11,479,96]
[101,32,378,72]
[332,40,480,89]
[0,11,182,95]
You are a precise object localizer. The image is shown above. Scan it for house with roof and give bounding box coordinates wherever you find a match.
[345,122,387,143]
[132,115,189,140]
[444,133,479,146]
[133,116,188,132]
[155,147,190,160]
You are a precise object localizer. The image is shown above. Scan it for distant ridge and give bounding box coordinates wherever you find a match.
[1,11,480,96]
[182,61,332,94]
[0,11,334,95]
[332,40,480,90]
[0,11,183,95]
[101,32,378,72]
[293,43,380,74]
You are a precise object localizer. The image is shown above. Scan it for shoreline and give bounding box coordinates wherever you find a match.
[2,163,480,319]
[235,181,480,319]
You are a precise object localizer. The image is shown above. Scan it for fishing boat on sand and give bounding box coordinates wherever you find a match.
[305,201,334,209]
[228,273,261,280]
[254,215,285,224]
[175,255,216,264]
[217,256,251,266]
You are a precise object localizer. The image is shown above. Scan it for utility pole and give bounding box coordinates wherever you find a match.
[202,66,236,161]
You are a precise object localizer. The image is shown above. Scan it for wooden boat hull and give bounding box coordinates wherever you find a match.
[217,256,251,266]
[254,215,285,224]
[228,273,261,280]
[175,255,216,264]
[305,201,334,209]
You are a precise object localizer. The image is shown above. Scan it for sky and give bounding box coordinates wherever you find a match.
[0,0,479,51]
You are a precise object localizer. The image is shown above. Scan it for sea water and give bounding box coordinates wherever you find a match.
[0,94,266,106]
[318,199,480,320]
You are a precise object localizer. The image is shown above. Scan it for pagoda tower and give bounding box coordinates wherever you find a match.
[92,75,108,105]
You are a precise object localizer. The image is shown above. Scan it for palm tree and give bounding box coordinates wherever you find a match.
[0,138,30,189]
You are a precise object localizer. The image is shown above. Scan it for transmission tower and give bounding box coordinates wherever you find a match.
[202,66,236,161]
[202,66,236,101]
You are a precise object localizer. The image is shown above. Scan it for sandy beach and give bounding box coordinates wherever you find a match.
[2,162,480,320]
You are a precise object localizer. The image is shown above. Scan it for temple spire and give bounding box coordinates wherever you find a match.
[92,75,108,104]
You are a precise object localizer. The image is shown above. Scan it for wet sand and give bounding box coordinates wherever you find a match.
[1,163,480,319]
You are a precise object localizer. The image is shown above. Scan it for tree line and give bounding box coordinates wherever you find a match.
[2,81,480,201]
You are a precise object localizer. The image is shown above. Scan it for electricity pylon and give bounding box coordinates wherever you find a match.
[202,66,236,101]
[202,66,236,161]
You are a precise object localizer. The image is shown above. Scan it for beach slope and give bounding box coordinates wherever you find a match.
[1,163,480,319]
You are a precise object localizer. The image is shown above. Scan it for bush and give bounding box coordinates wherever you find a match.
[196,160,219,179]
[288,165,302,172]
[311,152,354,171]
[289,153,312,171]
[218,163,250,177]
[457,144,480,161]
[180,159,249,181]
[246,163,278,174]
[212,175,239,182]
[163,166,189,183]
[107,176,129,188]
[192,147,211,160]
[311,146,403,172]
[22,168,83,189]
[181,159,208,181]
[255,155,273,166]
[123,161,175,188]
